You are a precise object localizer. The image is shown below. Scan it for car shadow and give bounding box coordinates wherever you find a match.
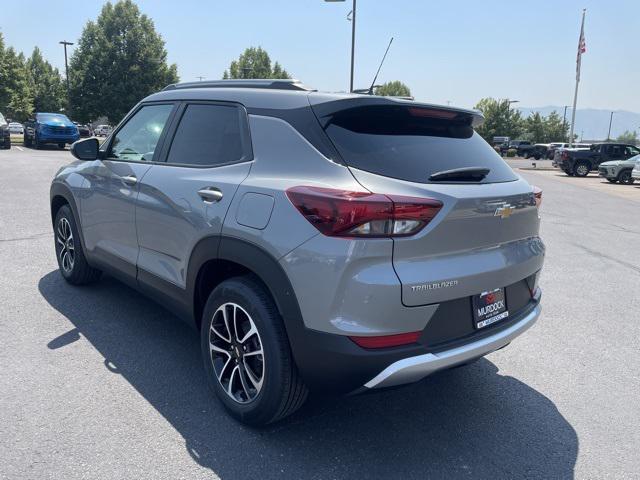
[38,271,578,479]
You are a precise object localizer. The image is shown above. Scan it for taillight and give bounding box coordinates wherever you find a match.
[561,151,569,160]
[285,186,443,238]
[349,331,421,349]
[532,186,542,208]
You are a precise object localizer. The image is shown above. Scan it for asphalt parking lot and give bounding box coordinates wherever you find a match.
[1,147,639,479]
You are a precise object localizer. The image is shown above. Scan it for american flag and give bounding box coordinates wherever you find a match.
[576,11,586,81]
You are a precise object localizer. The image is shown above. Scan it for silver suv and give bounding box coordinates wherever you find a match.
[50,79,544,425]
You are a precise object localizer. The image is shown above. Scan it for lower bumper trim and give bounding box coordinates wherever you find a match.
[363,303,541,389]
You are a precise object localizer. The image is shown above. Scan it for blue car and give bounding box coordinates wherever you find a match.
[24,113,80,149]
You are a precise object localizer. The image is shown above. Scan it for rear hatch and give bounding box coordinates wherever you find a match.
[310,96,544,307]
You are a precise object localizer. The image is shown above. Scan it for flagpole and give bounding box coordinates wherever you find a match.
[569,9,586,148]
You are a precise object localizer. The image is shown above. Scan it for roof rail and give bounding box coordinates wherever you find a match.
[162,79,315,92]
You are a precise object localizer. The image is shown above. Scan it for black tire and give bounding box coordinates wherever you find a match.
[200,276,308,426]
[523,152,530,159]
[33,134,40,149]
[54,205,102,285]
[24,134,31,147]
[606,178,617,183]
[574,161,590,177]
[617,170,634,185]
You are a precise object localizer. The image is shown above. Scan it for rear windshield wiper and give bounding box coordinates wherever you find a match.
[429,167,490,182]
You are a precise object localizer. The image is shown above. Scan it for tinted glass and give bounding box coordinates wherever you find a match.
[166,104,248,166]
[36,113,70,122]
[323,105,518,183]
[109,104,173,161]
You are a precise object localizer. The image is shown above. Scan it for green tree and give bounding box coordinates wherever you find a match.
[0,34,33,121]
[474,98,524,141]
[223,47,290,79]
[69,0,179,123]
[26,47,66,114]
[374,80,411,97]
[542,110,568,142]
[616,130,638,145]
[523,112,545,143]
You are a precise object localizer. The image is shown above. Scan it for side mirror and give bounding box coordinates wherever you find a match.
[71,137,99,161]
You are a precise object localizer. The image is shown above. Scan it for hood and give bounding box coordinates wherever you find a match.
[599,160,621,167]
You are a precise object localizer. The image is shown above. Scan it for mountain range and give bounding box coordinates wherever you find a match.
[517,106,640,141]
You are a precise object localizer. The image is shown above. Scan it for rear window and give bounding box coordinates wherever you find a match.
[321,105,518,183]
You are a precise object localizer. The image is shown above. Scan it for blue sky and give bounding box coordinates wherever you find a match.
[3,0,639,111]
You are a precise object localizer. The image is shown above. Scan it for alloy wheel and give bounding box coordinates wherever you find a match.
[209,302,265,404]
[576,164,589,176]
[56,217,75,273]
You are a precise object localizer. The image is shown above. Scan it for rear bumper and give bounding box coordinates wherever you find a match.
[292,288,542,394]
[364,301,540,389]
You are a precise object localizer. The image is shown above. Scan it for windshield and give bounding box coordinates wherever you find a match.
[322,105,518,184]
[36,113,70,123]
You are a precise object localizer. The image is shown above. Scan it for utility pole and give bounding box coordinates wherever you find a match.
[349,0,356,93]
[562,106,569,141]
[196,76,205,81]
[325,0,357,92]
[59,41,74,97]
[607,111,614,140]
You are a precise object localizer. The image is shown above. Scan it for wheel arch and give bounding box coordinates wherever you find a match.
[50,182,87,252]
[188,236,306,345]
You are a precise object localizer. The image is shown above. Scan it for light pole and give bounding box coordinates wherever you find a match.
[607,111,614,141]
[325,0,356,92]
[196,76,205,81]
[59,41,74,96]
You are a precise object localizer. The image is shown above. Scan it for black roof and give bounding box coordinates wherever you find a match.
[145,79,484,125]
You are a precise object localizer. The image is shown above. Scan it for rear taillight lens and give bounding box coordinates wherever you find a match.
[532,186,542,208]
[286,186,443,238]
[561,151,569,160]
[349,331,421,349]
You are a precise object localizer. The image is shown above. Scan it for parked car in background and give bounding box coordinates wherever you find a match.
[521,143,549,160]
[24,113,79,149]
[632,160,640,181]
[548,142,591,160]
[0,112,11,149]
[8,122,24,134]
[499,140,531,156]
[50,79,544,426]
[557,143,640,177]
[94,124,113,136]
[598,154,640,184]
[73,122,93,138]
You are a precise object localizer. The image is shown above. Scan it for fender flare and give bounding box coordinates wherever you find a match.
[50,181,88,252]
[186,235,309,368]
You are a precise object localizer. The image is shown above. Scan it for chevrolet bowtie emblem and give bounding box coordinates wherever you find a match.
[494,204,514,219]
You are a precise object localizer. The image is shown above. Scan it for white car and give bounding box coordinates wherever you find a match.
[632,158,640,181]
[94,124,113,137]
[8,122,24,134]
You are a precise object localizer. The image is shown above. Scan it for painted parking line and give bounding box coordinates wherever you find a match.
[16,146,24,151]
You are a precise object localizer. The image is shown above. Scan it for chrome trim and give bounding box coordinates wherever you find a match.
[364,303,541,389]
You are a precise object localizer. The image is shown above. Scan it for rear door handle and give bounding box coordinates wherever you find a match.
[197,187,223,203]
[121,175,137,186]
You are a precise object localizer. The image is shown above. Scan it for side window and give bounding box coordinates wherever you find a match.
[109,104,173,161]
[625,146,639,157]
[610,145,623,158]
[166,104,250,167]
